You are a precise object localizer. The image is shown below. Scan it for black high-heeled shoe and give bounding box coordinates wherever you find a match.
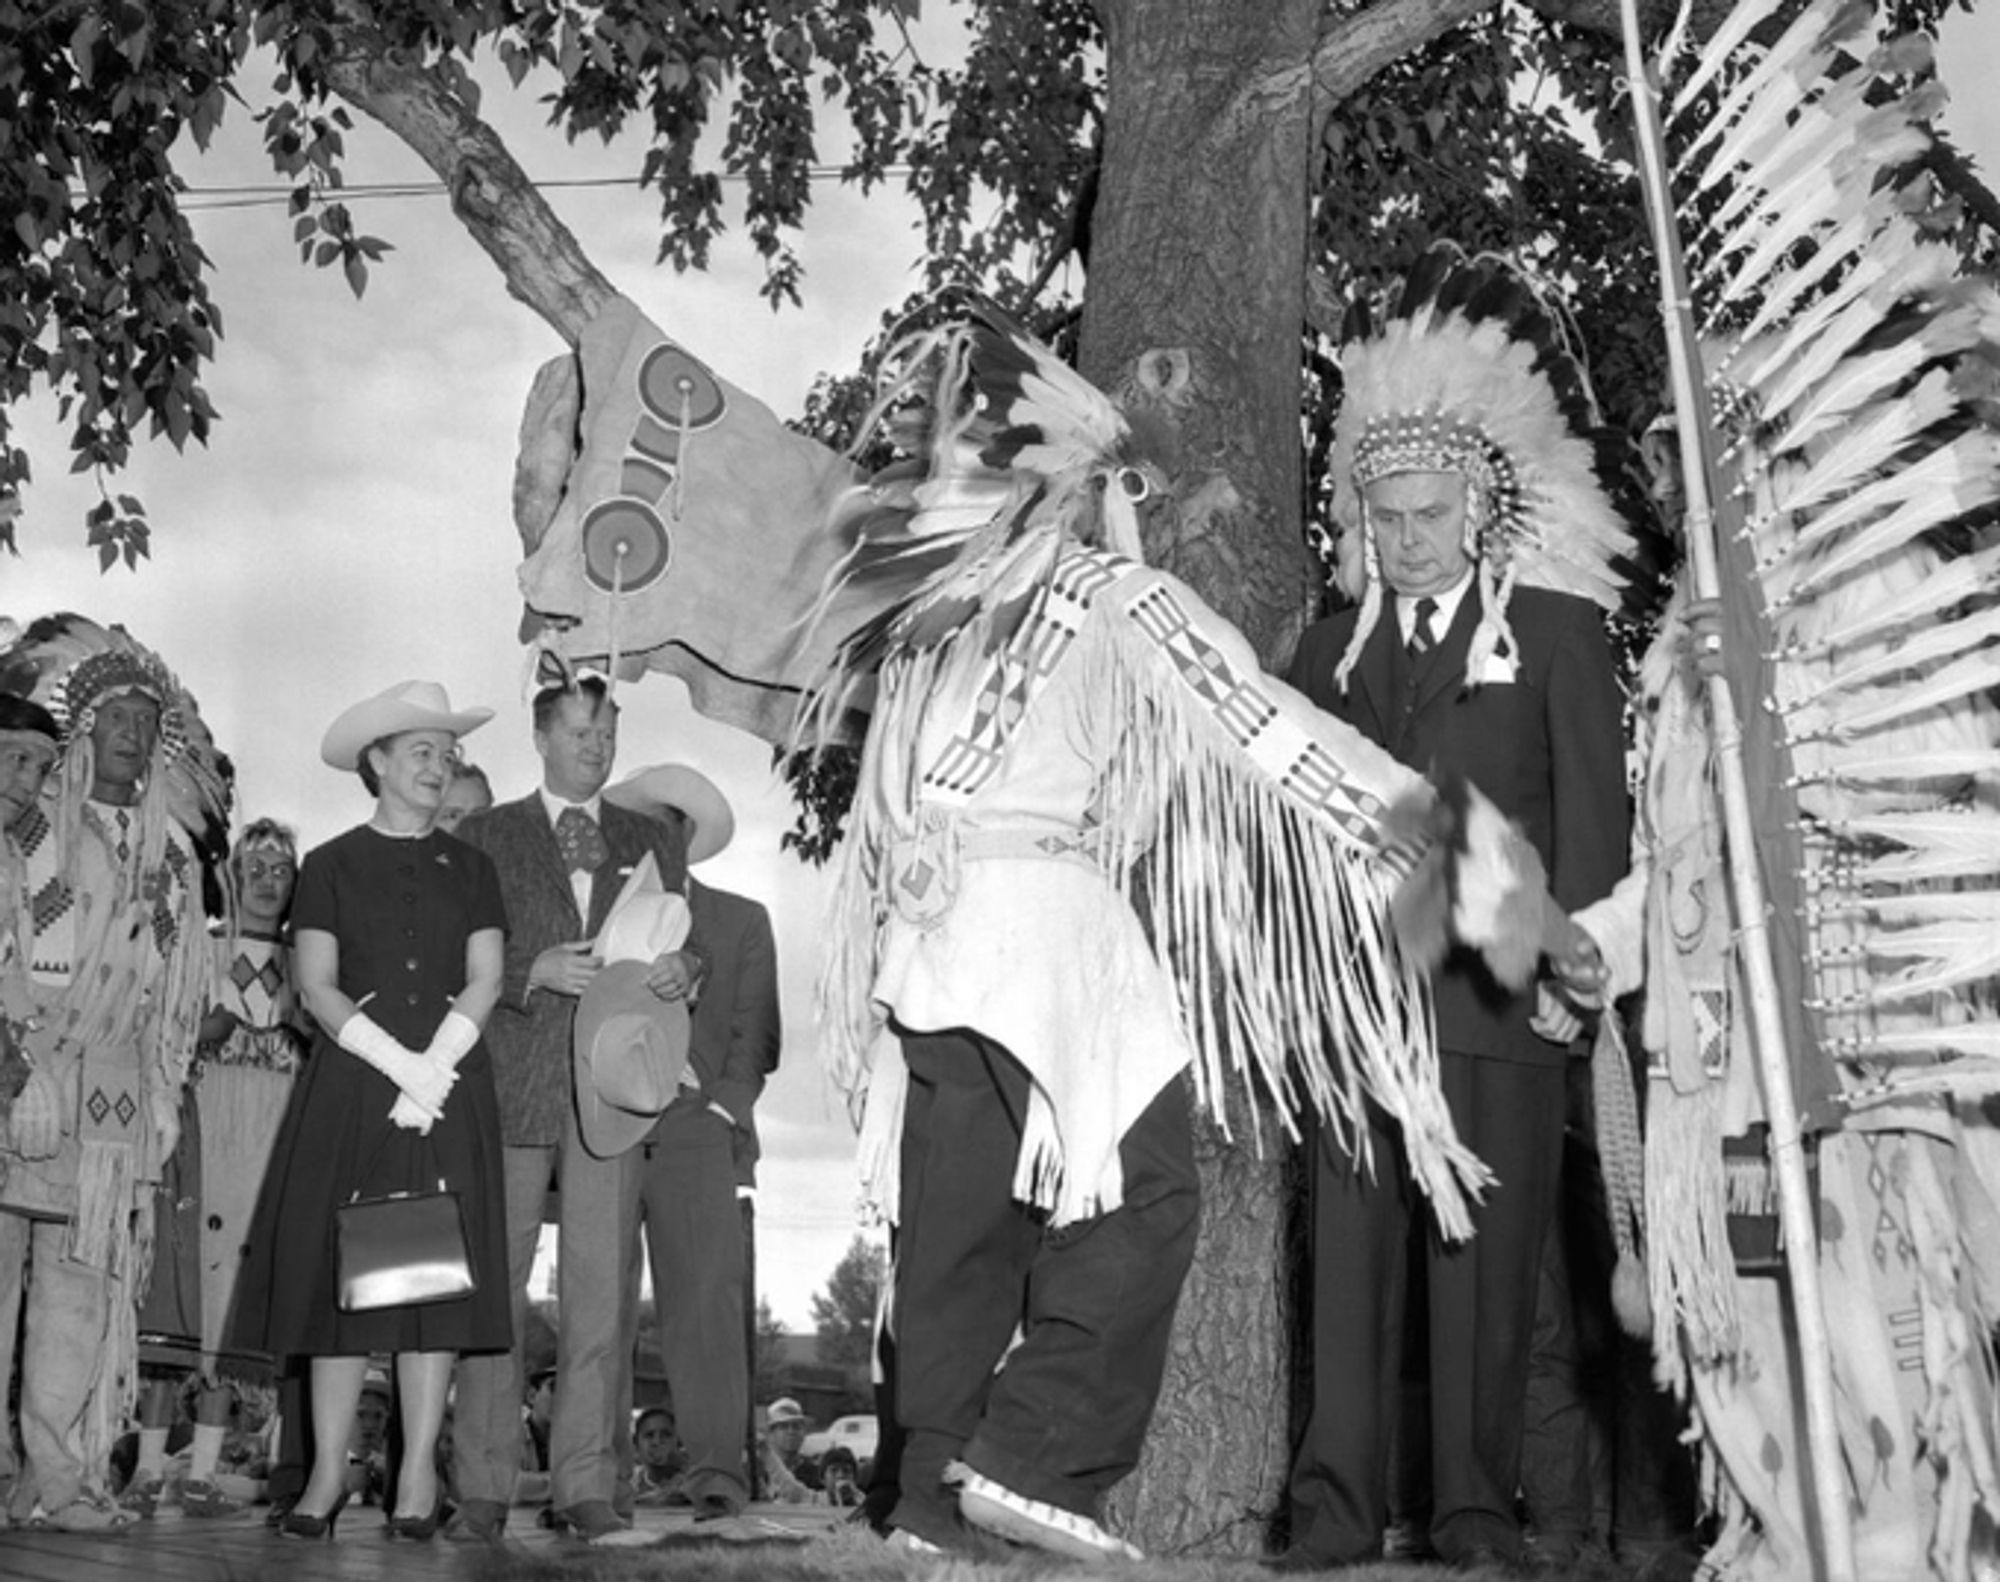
[276,1489,349,1541]
[386,1494,446,1541]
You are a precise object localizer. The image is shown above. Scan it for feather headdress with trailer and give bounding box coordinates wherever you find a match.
[1622,3,2000,1573]
[1325,245,1640,692]
[792,308,1170,735]
[794,309,1553,1238]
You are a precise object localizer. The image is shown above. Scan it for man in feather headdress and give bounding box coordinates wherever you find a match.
[0,689,60,1525]
[0,615,228,1533]
[792,310,1565,1560]
[1282,246,1636,1573]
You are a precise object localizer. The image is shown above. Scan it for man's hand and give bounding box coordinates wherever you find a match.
[1544,915,1609,1007]
[1529,983,1586,1048]
[150,1091,182,1165]
[1687,598,1725,679]
[644,949,696,1003]
[530,941,602,998]
[7,1068,62,1159]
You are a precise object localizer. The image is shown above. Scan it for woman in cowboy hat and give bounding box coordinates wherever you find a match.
[232,681,512,1542]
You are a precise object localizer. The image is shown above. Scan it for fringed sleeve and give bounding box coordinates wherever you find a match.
[1087,560,1504,1236]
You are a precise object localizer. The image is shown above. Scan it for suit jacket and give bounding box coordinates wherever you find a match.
[648,877,781,1184]
[457,795,694,1146]
[1290,584,1629,1064]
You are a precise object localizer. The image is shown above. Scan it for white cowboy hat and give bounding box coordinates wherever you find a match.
[602,763,736,864]
[573,959,690,1159]
[321,681,494,771]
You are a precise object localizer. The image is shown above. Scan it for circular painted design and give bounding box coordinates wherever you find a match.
[638,344,727,430]
[581,499,672,593]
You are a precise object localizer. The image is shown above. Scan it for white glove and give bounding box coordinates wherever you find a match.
[7,1067,61,1159]
[338,1013,455,1121]
[424,1011,480,1072]
[386,1092,433,1133]
[387,1011,482,1134]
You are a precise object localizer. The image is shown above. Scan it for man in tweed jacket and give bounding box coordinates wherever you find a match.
[447,677,701,1544]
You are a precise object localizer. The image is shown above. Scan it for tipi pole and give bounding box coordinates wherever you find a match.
[1616,9,1856,1580]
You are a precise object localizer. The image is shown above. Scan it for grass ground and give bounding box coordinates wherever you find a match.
[480,1522,1647,1581]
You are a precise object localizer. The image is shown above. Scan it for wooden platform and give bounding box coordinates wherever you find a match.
[0,1500,847,1581]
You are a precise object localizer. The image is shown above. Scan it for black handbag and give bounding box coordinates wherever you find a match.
[335,1135,476,1313]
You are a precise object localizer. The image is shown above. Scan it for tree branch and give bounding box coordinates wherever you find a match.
[1200,0,1325,154]
[1303,0,1696,147]
[1926,134,2000,243]
[1311,0,1491,120]
[319,8,615,346]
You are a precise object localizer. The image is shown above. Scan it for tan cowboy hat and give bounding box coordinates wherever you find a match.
[573,959,689,1158]
[602,763,735,864]
[321,681,494,771]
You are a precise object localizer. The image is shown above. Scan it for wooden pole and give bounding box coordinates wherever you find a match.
[1615,10,1857,1581]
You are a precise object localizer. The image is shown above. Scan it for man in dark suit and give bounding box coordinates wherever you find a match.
[445,677,701,1545]
[1283,265,1632,1571]
[600,763,780,1521]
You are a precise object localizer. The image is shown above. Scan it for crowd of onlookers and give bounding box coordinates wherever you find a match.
[0,636,792,1544]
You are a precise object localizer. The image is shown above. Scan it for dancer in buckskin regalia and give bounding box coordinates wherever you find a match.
[785,312,1571,1559]
[0,614,229,1533]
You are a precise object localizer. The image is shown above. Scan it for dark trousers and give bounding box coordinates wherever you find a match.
[860,1247,907,1534]
[632,1106,751,1506]
[888,1027,1198,1547]
[1289,1050,1566,1564]
[609,1107,753,1511]
[1519,1121,1697,1560]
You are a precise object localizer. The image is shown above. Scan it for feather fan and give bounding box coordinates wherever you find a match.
[1656,4,2000,1100]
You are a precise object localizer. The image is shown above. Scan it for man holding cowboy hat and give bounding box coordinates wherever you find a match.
[595,762,779,1520]
[445,676,705,1546]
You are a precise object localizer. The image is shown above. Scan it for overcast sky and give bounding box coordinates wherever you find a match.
[6,10,1997,1329]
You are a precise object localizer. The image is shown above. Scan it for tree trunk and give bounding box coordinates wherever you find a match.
[1081,0,1322,664]
[1106,1113,1307,1556]
[1082,0,1321,1556]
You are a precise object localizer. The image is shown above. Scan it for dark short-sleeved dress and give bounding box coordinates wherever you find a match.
[232,824,513,1357]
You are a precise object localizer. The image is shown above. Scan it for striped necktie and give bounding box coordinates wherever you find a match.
[1408,596,1440,658]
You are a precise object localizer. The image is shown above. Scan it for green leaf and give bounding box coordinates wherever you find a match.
[69,13,102,88]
